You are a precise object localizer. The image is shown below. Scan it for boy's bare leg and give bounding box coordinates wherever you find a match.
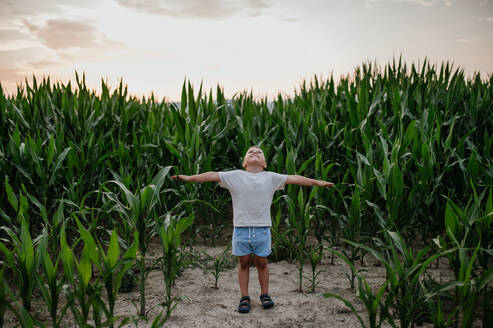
[238,255,251,297]
[254,255,269,295]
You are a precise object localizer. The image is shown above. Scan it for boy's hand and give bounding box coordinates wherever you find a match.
[172,175,190,182]
[318,181,334,188]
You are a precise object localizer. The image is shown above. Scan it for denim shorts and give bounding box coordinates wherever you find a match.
[232,227,271,257]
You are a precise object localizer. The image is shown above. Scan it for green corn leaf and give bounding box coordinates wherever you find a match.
[60,225,74,283]
[175,214,194,237]
[139,185,155,212]
[78,248,92,288]
[478,265,493,290]
[174,199,220,213]
[11,103,30,130]
[74,216,100,268]
[150,166,173,191]
[372,168,386,200]
[122,231,139,260]
[297,188,305,214]
[53,201,64,229]
[467,151,479,180]
[380,134,389,158]
[444,201,458,238]
[47,135,56,166]
[25,192,48,225]
[0,241,14,267]
[357,152,370,166]
[485,188,492,226]
[5,177,18,212]
[464,243,480,284]
[19,218,34,274]
[110,180,138,209]
[403,120,416,149]
[343,239,394,282]
[321,293,366,328]
[40,244,56,281]
[18,305,35,327]
[19,193,29,214]
[349,187,360,228]
[387,231,407,258]
[297,155,315,176]
[48,147,71,186]
[108,230,120,269]
[326,247,356,272]
[444,118,456,150]
[383,157,390,180]
[164,142,182,161]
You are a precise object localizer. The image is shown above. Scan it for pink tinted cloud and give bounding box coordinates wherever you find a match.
[115,0,271,19]
[23,19,123,50]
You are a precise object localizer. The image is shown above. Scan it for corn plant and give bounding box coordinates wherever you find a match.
[0,260,29,328]
[156,213,194,322]
[166,83,232,237]
[270,204,296,262]
[4,304,37,328]
[197,246,236,289]
[0,215,39,313]
[98,230,139,328]
[311,151,338,247]
[338,185,364,289]
[149,311,168,328]
[323,275,392,328]
[345,231,458,328]
[60,222,105,327]
[281,186,317,292]
[434,187,493,328]
[0,267,35,328]
[102,166,172,317]
[35,230,67,328]
[304,245,326,293]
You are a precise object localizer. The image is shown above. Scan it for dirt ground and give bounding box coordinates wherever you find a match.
[3,241,451,328]
[110,244,393,328]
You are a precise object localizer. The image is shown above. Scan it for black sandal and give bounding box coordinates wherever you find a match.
[260,294,274,309]
[238,296,251,313]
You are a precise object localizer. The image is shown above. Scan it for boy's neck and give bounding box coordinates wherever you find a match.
[245,166,264,173]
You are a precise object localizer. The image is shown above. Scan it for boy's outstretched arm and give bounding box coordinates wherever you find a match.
[286,175,334,188]
[172,172,220,183]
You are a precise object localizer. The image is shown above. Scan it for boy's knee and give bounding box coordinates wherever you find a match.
[254,256,267,270]
[238,255,251,270]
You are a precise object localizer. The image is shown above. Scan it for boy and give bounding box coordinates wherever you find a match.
[172,146,333,313]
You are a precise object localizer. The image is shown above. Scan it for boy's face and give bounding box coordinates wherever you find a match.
[242,147,267,170]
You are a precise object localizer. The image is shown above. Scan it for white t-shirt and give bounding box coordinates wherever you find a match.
[218,170,288,227]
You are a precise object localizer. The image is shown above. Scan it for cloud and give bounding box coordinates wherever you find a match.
[0,48,64,83]
[0,48,49,65]
[115,0,272,19]
[25,59,64,69]
[0,68,28,82]
[0,29,35,44]
[0,0,100,26]
[245,0,270,17]
[457,37,481,43]
[364,0,453,7]
[22,19,123,51]
[279,15,300,23]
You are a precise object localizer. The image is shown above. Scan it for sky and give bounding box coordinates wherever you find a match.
[0,0,492,101]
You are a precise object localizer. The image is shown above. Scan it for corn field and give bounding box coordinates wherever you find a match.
[0,58,492,327]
